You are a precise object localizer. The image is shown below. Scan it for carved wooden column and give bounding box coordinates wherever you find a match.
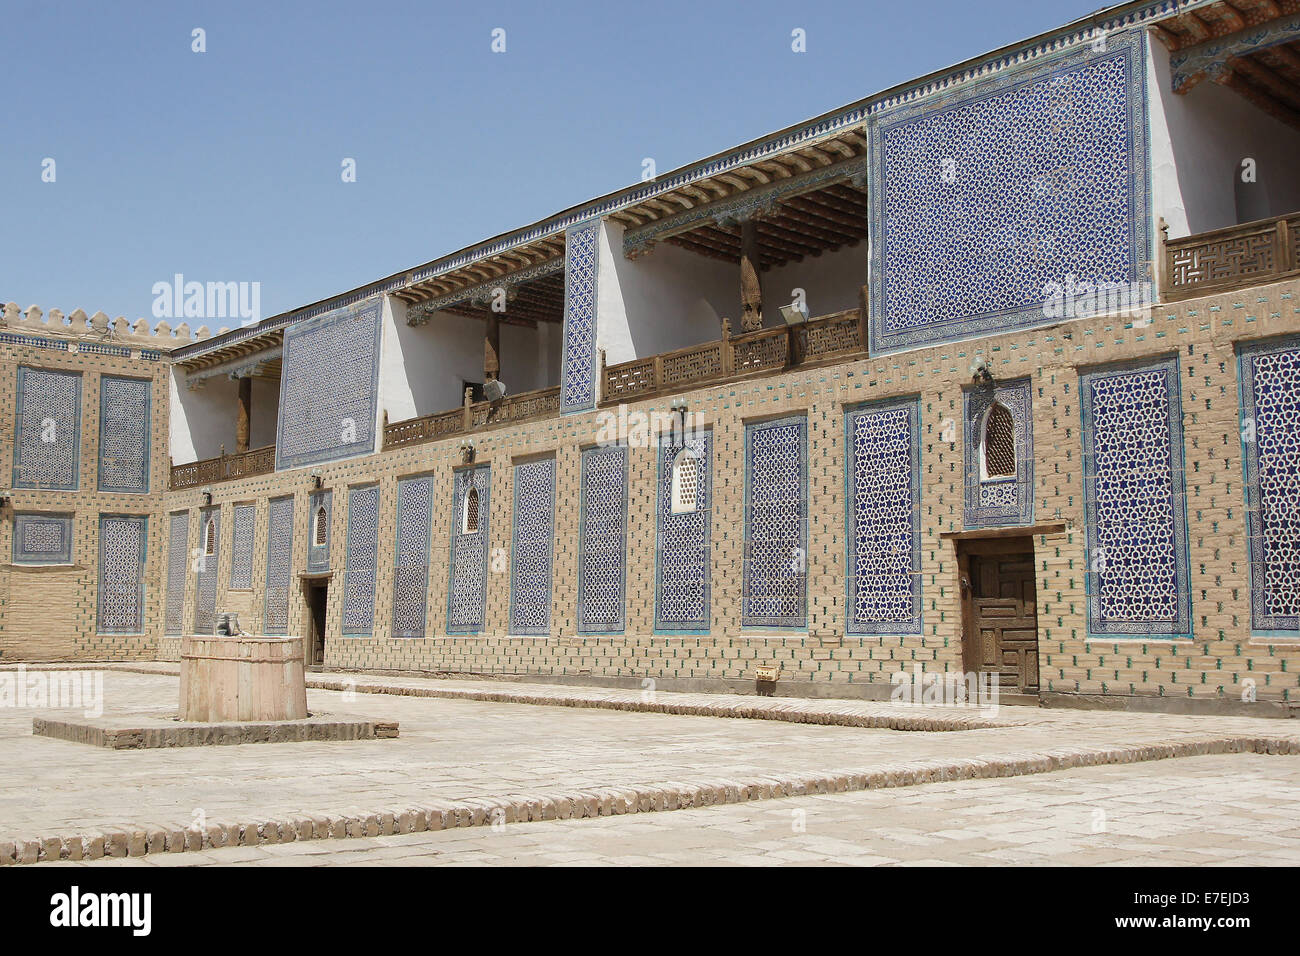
[739,218,764,332]
[235,376,252,453]
[484,308,501,381]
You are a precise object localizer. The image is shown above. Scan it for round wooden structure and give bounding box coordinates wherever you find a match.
[179,636,308,723]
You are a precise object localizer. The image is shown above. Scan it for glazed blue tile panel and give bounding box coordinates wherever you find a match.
[561,221,600,413]
[307,490,332,572]
[12,513,72,565]
[1239,336,1300,633]
[1080,356,1190,637]
[228,504,256,589]
[578,446,628,634]
[742,417,807,629]
[845,401,921,634]
[98,515,146,635]
[275,298,383,471]
[97,375,151,493]
[655,434,712,632]
[867,31,1150,354]
[264,496,295,635]
[964,379,1034,529]
[342,485,380,636]
[193,508,220,634]
[13,366,81,490]
[392,475,433,639]
[164,511,189,636]
[509,458,555,636]
[447,466,491,635]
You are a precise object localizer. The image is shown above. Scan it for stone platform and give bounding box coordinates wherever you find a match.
[32,711,399,750]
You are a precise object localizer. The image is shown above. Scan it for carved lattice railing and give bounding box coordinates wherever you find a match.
[170,444,276,490]
[602,307,866,404]
[1163,213,1299,302]
[381,385,562,451]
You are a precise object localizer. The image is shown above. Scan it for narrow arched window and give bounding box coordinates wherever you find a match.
[462,487,480,535]
[314,506,328,546]
[204,517,216,556]
[670,448,699,514]
[983,403,1016,478]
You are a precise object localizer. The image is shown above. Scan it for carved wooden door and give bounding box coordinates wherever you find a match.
[971,553,1039,694]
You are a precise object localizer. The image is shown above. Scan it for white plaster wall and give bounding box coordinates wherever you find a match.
[762,242,867,324]
[380,293,559,421]
[598,218,738,365]
[1148,34,1300,240]
[250,377,279,449]
[168,368,237,464]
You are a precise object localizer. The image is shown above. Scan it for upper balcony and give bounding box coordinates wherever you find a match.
[1161,212,1300,302]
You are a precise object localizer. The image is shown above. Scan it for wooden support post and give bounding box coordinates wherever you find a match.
[484,308,501,381]
[235,376,252,453]
[740,218,763,332]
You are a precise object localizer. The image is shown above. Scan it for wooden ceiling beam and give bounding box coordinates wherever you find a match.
[782,194,867,229]
[755,220,826,256]
[1231,55,1300,110]
[772,208,862,244]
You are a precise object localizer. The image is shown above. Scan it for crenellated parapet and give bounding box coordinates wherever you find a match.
[1,302,233,352]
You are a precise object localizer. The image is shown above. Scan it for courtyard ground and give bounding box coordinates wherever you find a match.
[3,666,1298,866]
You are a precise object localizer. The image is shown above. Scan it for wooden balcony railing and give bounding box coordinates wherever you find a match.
[170,443,276,490]
[1162,212,1300,302]
[382,385,562,451]
[602,307,866,404]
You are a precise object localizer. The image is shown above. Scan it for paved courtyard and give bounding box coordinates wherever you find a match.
[3,667,1299,865]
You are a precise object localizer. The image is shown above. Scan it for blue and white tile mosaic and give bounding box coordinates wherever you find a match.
[164,511,189,636]
[509,458,555,637]
[578,445,628,634]
[97,375,151,494]
[1080,356,1191,637]
[13,366,81,491]
[845,400,921,634]
[12,513,73,565]
[560,221,600,413]
[392,475,433,639]
[1238,335,1300,634]
[193,508,220,634]
[964,379,1034,529]
[275,299,383,471]
[306,491,332,572]
[342,484,380,636]
[263,496,294,635]
[448,466,491,635]
[867,31,1150,354]
[655,434,712,632]
[742,416,807,629]
[98,515,146,635]
[228,504,255,589]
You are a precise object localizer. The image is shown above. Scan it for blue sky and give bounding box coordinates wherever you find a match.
[2,0,1104,326]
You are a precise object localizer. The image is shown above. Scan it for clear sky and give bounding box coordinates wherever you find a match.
[2,0,1106,327]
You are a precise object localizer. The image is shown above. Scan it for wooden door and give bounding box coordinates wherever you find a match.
[306,583,327,666]
[970,552,1039,694]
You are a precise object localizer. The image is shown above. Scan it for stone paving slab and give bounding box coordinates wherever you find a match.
[2,668,1298,866]
[59,754,1300,867]
[32,711,399,749]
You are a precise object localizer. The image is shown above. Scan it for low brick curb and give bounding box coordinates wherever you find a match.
[4,734,1298,866]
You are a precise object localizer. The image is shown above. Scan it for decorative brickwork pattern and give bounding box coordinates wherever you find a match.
[276,299,382,470]
[342,485,380,636]
[742,416,807,629]
[392,475,434,639]
[655,434,712,632]
[13,366,81,490]
[560,222,599,413]
[868,31,1149,353]
[12,513,73,565]
[1239,334,1300,634]
[164,512,189,635]
[846,399,921,634]
[509,458,555,636]
[964,379,1034,528]
[579,445,628,634]
[97,375,151,494]
[448,467,491,635]
[97,515,146,634]
[264,496,294,635]
[1080,356,1190,637]
[228,504,255,590]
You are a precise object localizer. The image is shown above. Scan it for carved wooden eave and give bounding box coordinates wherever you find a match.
[394,236,565,313]
[174,328,285,386]
[184,347,283,389]
[1150,0,1298,51]
[402,254,565,327]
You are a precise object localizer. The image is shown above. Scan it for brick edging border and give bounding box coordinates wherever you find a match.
[4,735,1298,866]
